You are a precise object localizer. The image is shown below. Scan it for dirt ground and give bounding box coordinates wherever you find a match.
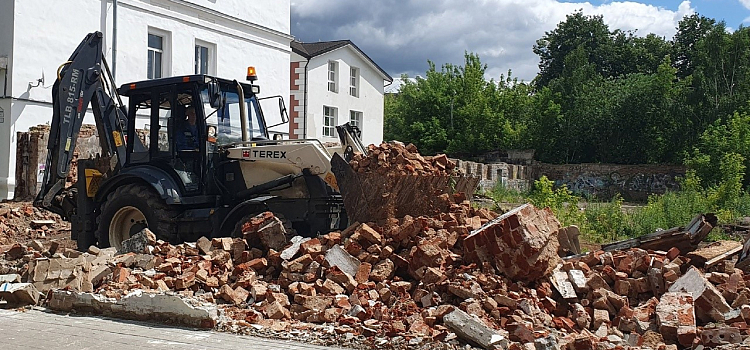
[0,200,76,251]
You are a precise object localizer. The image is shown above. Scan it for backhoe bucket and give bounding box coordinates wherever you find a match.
[330,153,480,224]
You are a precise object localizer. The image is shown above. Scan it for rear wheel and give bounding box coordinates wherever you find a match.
[96,183,179,250]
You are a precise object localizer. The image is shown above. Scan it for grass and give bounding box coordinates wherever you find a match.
[484,175,750,244]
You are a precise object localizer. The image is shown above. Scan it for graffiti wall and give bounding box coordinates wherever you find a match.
[530,163,686,201]
[452,159,685,202]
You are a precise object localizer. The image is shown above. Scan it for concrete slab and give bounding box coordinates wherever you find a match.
[0,308,346,349]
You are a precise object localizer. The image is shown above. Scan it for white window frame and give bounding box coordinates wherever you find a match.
[350,110,363,130]
[328,61,338,93]
[323,106,338,137]
[147,27,171,79]
[349,67,360,97]
[194,39,216,75]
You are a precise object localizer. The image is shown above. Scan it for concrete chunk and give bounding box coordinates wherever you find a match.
[324,245,361,277]
[0,283,40,306]
[550,268,577,299]
[0,274,21,284]
[48,290,217,328]
[280,236,311,261]
[443,308,508,349]
[668,266,732,323]
[118,229,156,254]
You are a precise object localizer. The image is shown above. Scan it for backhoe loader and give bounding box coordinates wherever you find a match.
[35,32,365,250]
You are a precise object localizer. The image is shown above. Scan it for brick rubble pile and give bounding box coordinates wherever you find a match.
[0,202,68,246]
[4,204,750,349]
[349,142,459,176]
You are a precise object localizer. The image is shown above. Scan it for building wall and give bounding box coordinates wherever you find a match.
[0,1,14,200]
[0,0,291,199]
[294,47,386,147]
[289,60,303,139]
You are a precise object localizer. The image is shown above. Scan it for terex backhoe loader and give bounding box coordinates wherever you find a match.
[35,32,366,251]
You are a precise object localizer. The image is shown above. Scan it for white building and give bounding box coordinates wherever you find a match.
[290,40,393,147]
[0,0,292,199]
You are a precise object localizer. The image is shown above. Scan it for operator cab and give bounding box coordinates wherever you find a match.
[117,74,287,197]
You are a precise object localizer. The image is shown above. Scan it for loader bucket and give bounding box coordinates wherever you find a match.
[330,153,480,224]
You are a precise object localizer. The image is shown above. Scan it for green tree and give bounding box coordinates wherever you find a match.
[384,53,533,157]
[672,14,717,80]
[534,12,614,88]
[686,109,750,187]
[692,24,750,124]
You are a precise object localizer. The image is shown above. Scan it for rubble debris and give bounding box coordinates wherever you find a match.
[330,144,480,224]
[668,266,732,323]
[118,228,156,254]
[700,327,742,347]
[0,282,40,306]
[48,290,217,328]
[656,292,696,346]
[443,308,508,349]
[0,274,20,283]
[324,244,360,277]
[242,212,287,251]
[558,224,582,256]
[736,235,750,272]
[464,204,561,282]
[601,213,718,254]
[687,240,743,268]
[4,190,750,350]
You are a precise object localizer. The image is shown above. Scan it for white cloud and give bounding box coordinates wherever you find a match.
[292,1,696,81]
[740,0,750,10]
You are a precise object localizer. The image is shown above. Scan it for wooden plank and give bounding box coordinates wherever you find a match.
[704,246,742,268]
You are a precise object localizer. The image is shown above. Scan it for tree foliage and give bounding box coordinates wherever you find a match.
[384,53,532,157]
[383,11,750,188]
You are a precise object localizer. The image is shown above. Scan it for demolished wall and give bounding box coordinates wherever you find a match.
[14,125,100,201]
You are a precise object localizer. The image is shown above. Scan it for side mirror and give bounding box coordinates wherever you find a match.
[278,97,289,124]
[207,81,223,109]
[259,95,289,128]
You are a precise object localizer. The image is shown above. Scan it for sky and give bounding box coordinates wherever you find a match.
[290,0,750,83]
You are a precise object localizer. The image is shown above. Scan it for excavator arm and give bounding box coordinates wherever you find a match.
[34,32,129,218]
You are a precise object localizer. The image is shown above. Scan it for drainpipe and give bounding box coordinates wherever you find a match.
[302,57,310,139]
[112,0,118,81]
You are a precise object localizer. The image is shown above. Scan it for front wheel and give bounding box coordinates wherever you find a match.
[96,183,179,250]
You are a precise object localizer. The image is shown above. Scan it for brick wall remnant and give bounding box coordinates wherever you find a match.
[463,203,562,282]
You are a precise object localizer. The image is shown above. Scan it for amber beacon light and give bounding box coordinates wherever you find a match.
[246,66,257,82]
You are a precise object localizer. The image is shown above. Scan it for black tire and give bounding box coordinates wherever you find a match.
[96,183,179,249]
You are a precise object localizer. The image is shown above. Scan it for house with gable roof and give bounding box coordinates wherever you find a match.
[289,40,393,147]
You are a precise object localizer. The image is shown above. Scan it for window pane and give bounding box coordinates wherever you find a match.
[201,47,209,74]
[148,51,154,79]
[154,52,162,79]
[194,46,200,74]
[156,93,172,153]
[148,34,163,50]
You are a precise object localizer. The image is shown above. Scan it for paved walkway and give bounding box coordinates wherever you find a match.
[0,308,343,350]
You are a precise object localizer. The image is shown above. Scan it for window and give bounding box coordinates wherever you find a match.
[195,45,209,75]
[327,61,338,92]
[194,40,215,75]
[148,33,164,79]
[349,67,360,97]
[350,110,363,130]
[323,106,337,137]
